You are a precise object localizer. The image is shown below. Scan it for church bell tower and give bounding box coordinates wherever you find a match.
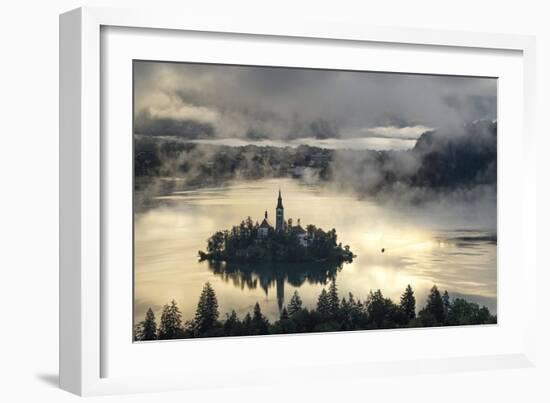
[276,189,284,232]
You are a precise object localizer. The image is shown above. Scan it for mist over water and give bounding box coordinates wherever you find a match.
[133,62,498,330]
[186,136,417,151]
[134,178,496,324]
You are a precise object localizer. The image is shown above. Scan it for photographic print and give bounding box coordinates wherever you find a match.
[133,61,497,341]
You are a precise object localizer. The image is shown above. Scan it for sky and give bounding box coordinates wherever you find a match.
[134,61,497,150]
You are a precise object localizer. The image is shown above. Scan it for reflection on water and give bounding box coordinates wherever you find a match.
[134,178,496,323]
[207,260,343,313]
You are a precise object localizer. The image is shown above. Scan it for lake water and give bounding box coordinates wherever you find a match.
[134,178,497,324]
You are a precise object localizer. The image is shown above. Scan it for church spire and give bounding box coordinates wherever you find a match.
[275,189,284,232]
[277,189,283,209]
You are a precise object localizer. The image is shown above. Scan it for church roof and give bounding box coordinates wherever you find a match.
[259,218,273,229]
[291,224,306,235]
[259,211,273,229]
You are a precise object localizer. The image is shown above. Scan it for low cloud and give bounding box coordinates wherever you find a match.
[134,61,497,147]
[135,120,497,211]
[146,95,219,124]
[364,125,433,140]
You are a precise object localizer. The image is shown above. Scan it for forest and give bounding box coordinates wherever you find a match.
[134,282,496,341]
[134,120,497,195]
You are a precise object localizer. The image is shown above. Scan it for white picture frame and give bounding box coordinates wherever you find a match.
[59,6,537,396]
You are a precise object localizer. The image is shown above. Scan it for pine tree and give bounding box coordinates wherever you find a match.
[400,285,416,320]
[366,290,388,327]
[158,300,184,339]
[251,302,269,334]
[426,285,445,324]
[328,280,340,316]
[137,308,157,341]
[348,293,364,327]
[317,289,331,317]
[224,310,240,336]
[287,290,303,316]
[280,307,289,320]
[340,297,352,328]
[207,231,225,253]
[194,282,220,334]
[442,290,450,320]
[242,312,253,334]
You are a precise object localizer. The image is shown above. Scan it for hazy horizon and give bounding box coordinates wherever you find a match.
[134,61,497,151]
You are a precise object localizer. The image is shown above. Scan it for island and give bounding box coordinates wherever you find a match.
[198,190,355,263]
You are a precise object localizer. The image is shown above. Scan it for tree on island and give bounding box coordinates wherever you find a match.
[158,300,184,339]
[193,282,220,336]
[400,284,416,320]
[199,218,354,264]
[207,231,225,256]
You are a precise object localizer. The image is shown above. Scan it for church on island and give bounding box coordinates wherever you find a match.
[258,190,309,247]
[198,188,353,266]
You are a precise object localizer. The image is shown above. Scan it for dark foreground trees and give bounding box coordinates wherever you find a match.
[193,282,219,335]
[158,300,184,339]
[400,285,416,321]
[421,285,445,324]
[135,282,497,341]
[134,307,158,341]
[287,291,303,316]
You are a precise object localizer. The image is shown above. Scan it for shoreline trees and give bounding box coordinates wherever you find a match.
[193,282,219,336]
[400,285,416,321]
[135,282,497,341]
[157,300,184,340]
[134,307,157,341]
[134,120,496,195]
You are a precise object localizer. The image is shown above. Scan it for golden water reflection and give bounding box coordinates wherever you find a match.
[134,178,496,323]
